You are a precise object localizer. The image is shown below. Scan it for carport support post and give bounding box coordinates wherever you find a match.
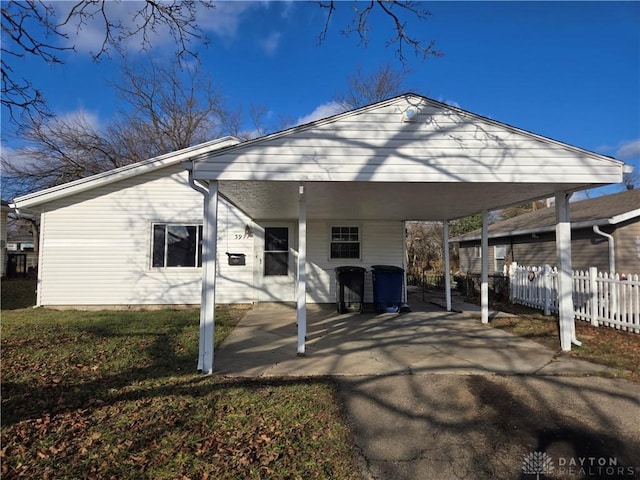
[481,210,489,324]
[555,191,578,351]
[198,181,218,374]
[297,184,307,355]
[443,221,452,311]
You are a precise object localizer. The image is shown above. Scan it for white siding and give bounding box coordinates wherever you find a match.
[306,221,404,304]
[34,162,404,307]
[37,165,254,306]
[193,96,623,184]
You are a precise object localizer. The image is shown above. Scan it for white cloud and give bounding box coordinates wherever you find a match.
[616,139,640,160]
[57,109,103,131]
[295,101,347,126]
[436,97,460,108]
[54,1,259,57]
[259,32,282,55]
[1,145,35,175]
[197,2,258,41]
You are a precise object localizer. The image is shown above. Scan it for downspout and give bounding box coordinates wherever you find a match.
[593,225,615,274]
[185,161,215,373]
[185,162,209,196]
[593,224,617,325]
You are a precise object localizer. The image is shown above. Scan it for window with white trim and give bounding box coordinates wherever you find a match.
[152,224,202,268]
[494,244,506,271]
[330,226,361,259]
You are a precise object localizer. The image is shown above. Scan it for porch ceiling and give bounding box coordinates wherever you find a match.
[218,180,595,221]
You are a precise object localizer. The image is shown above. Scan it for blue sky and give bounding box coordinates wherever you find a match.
[2,1,639,196]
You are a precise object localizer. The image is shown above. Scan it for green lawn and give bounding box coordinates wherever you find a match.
[1,304,361,479]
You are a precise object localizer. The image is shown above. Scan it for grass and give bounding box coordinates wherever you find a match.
[485,300,640,383]
[1,300,361,479]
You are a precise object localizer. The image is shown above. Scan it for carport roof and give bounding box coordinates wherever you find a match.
[190,93,629,222]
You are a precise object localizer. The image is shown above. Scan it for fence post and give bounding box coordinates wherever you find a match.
[611,272,619,323]
[509,262,517,303]
[543,264,551,315]
[589,267,598,327]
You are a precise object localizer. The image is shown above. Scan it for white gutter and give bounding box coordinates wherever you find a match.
[593,225,615,274]
[184,161,209,196]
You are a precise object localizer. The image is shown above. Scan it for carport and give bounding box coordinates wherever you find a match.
[186,93,630,374]
[212,303,610,377]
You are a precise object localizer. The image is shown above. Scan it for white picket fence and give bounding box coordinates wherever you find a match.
[508,262,640,333]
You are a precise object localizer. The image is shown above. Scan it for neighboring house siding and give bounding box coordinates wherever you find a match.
[614,219,640,274]
[195,98,621,185]
[306,221,404,303]
[37,165,253,306]
[459,226,640,275]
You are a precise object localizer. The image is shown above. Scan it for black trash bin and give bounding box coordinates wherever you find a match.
[371,265,404,313]
[335,266,366,313]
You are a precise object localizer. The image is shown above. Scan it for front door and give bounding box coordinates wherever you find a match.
[255,223,296,302]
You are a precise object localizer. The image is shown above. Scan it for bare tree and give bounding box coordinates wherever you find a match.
[336,63,410,109]
[406,222,445,283]
[1,0,213,125]
[2,1,439,126]
[2,111,121,194]
[319,1,441,62]
[2,60,232,196]
[107,61,230,162]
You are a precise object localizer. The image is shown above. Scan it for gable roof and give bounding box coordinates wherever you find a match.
[192,93,626,184]
[451,189,640,242]
[189,92,629,221]
[12,136,240,209]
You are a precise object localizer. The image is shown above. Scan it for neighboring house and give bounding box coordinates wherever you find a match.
[5,216,39,277]
[1,200,9,278]
[452,189,640,275]
[12,93,630,362]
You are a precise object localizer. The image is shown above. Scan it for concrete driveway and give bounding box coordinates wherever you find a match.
[213,302,640,479]
[213,302,608,377]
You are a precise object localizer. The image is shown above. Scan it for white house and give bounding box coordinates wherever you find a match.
[13,94,631,372]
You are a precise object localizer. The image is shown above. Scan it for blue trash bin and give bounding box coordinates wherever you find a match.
[371,265,404,313]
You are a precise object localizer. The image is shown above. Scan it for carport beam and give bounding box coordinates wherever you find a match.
[443,221,452,311]
[297,184,307,355]
[198,180,218,374]
[481,210,489,324]
[555,191,579,351]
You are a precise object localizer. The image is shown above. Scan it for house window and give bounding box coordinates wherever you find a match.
[152,224,202,268]
[330,226,360,259]
[264,227,289,276]
[473,246,482,259]
[494,245,506,272]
